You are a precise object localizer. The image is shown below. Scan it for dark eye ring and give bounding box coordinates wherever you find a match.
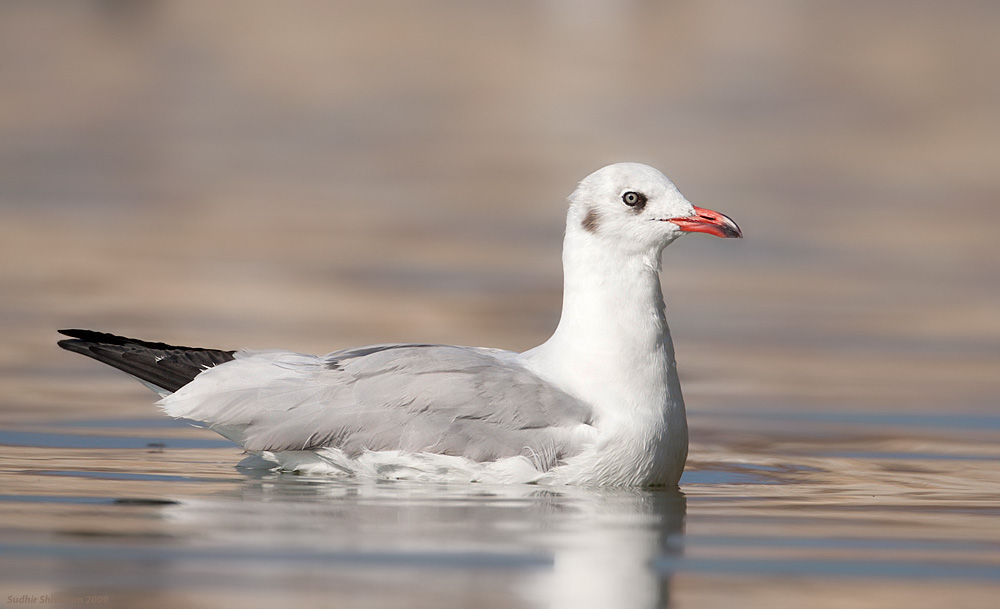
[622,191,646,208]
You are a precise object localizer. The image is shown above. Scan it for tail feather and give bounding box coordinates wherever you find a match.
[57,329,236,394]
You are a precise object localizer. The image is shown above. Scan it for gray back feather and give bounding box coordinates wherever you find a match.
[175,345,594,472]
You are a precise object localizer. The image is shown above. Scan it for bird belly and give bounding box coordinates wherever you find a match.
[246,448,550,485]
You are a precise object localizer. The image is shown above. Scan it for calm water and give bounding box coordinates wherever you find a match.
[2,2,999,608]
[2,412,999,609]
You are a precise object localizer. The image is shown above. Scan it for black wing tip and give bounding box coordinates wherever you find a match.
[58,329,140,348]
[58,328,92,339]
[56,328,237,393]
[56,329,227,353]
[57,330,118,354]
[57,337,89,353]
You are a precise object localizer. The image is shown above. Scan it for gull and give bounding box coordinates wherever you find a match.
[58,163,741,486]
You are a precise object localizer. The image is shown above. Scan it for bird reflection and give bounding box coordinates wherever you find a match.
[158,473,686,609]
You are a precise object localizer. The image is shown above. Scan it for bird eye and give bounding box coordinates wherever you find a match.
[621,191,646,209]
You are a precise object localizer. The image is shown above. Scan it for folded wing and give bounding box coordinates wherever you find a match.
[160,344,595,471]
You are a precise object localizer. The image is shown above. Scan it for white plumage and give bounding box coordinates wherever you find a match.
[63,163,742,486]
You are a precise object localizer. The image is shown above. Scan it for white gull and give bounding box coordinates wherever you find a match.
[58,162,742,486]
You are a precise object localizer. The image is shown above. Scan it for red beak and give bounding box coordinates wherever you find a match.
[667,206,743,239]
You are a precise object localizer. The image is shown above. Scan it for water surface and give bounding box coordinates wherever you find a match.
[2,2,999,608]
[2,410,998,609]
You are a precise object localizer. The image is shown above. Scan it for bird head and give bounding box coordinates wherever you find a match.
[569,163,742,256]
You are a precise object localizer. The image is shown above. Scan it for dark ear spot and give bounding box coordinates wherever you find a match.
[582,207,601,233]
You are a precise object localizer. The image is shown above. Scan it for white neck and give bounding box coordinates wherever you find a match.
[547,232,662,359]
[520,225,688,484]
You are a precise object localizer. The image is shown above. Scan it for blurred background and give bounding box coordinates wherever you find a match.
[2,2,1000,608]
[3,0,997,417]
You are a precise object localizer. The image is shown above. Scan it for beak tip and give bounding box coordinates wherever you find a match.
[720,213,743,239]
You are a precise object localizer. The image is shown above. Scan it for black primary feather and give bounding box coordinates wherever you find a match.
[57,329,236,394]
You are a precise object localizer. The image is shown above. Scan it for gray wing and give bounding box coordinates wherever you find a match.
[161,344,594,471]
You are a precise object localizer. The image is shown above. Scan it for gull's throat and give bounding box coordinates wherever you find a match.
[522,228,675,406]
